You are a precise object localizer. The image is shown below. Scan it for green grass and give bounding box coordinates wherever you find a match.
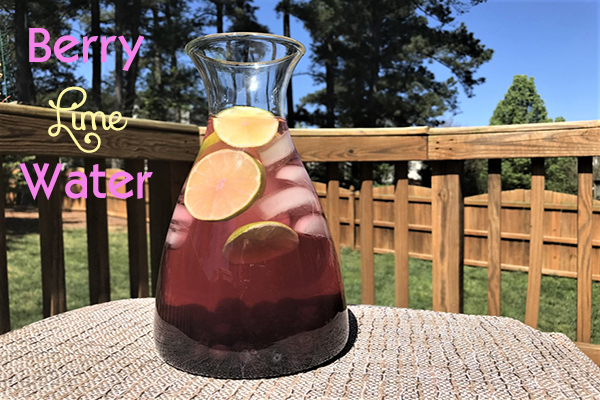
[6,231,599,343]
[7,228,132,329]
[339,247,600,343]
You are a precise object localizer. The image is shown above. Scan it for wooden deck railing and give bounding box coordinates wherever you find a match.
[0,103,599,364]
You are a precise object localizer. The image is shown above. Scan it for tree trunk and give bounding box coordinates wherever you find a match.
[167,0,177,69]
[325,56,335,128]
[152,3,162,86]
[283,3,294,128]
[91,0,102,110]
[124,0,142,117]
[114,0,124,111]
[216,0,223,33]
[14,0,36,104]
[366,0,381,127]
[151,2,165,120]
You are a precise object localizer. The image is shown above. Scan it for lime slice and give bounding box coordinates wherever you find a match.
[214,106,279,148]
[222,221,299,264]
[184,149,265,221]
[195,133,222,162]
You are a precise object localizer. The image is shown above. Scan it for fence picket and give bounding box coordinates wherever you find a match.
[487,159,502,316]
[348,186,355,249]
[37,155,66,317]
[327,163,341,259]
[525,158,545,328]
[124,159,149,298]
[84,158,110,304]
[577,157,593,342]
[360,163,375,305]
[0,155,9,333]
[148,160,174,296]
[394,162,409,308]
[431,161,464,313]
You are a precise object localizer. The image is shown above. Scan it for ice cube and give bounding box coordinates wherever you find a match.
[258,133,295,167]
[275,165,309,185]
[165,204,194,249]
[293,214,329,237]
[257,187,321,220]
[165,226,188,250]
[173,203,194,227]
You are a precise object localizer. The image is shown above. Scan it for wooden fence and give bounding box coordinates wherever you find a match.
[313,183,600,281]
[1,104,600,364]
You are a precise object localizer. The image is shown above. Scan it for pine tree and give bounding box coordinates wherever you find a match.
[291,0,493,129]
[490,75,552,125]
[136,0,208,124]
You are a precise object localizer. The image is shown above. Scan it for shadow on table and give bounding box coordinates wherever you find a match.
[310,309,359,371]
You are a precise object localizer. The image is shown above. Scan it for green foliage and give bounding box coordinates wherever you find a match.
[225,0,269,32]
[490,75,552,125]
[462,77,576,196]
[0,11,15,100]
[2,155,35,205]
[464,156,579,197]
[545,157,577,194]
[462,159,486,196]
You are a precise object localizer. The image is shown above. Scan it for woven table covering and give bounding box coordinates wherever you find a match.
[2,299,600,399]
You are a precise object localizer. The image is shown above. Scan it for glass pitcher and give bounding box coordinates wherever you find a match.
[154,32,349,379]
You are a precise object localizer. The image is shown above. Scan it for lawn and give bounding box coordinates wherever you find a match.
[6,228,600,343]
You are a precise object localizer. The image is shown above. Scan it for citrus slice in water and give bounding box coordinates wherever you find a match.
[184,149,265,221]
[214,106,279,148]
[222,221,299,264]
[195,133,222,162]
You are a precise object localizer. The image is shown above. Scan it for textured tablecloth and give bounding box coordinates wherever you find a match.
[2,299,600,399]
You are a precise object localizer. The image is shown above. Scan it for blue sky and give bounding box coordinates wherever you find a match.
[251,0,599,127]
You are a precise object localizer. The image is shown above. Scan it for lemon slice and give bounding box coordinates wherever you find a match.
[222,221,299,264]
[184,149,265,221]
[214,106,279,148]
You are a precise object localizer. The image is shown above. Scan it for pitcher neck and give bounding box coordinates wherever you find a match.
[186,32,305,118]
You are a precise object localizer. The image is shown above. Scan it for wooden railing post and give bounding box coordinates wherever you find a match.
[577,156,593,342]
[326,162,341,259]
[431,161,464,313]
[124,159,149,298]
[360,162,375,305]
[37,155,66,317]
[525,158,545,328]
[394,161,409,308]
[149,161,173,296]
[169,161,191,206]
[348,186,355,249]
[149,160,191,295]
[487,159,502,316]
[85,158,110,304]
[0,155,10,333]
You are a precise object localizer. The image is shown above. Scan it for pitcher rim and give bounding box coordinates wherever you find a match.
[185,32,305,66]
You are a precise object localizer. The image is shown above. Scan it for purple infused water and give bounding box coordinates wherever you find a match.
[155,113,349,378]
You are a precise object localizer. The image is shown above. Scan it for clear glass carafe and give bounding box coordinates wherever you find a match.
[154,33,349,379]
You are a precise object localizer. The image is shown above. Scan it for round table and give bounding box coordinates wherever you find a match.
[2,299,600,399]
